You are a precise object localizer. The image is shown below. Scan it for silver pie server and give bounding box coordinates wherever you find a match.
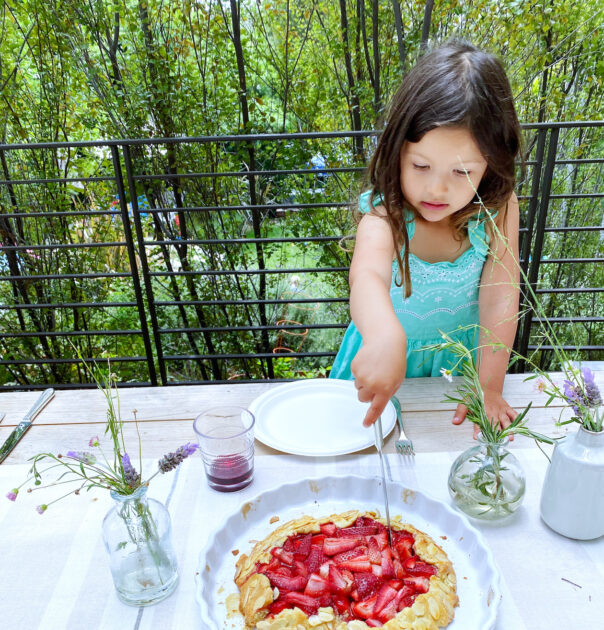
[373,416,393,546]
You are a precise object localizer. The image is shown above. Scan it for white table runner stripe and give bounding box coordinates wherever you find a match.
[1,451,602,630]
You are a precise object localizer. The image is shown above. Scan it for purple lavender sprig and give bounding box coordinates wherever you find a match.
[562,379,585,417]
[582,367,602,407]
[157,442,199,473]
[66,451,97,466]
[121,453,141,488]
[561,367,602,430]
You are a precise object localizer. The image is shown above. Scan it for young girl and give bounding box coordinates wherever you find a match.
[330,41,522,434]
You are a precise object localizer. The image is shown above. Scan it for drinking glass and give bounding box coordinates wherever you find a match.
[193,406,255,492]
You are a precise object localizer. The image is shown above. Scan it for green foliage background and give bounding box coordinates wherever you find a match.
[0,0,602,387]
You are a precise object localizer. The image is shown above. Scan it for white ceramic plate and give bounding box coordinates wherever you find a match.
[248,379,397,456]
[195,475,501,630]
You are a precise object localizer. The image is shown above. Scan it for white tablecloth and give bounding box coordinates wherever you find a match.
[1,450,602,630]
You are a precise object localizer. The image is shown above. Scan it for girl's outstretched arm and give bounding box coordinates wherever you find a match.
[349,212,407,427]
[453,193,521,436]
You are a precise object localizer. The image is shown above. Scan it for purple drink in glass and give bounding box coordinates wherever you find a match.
[193,406,255,493]
[206,453,254,492]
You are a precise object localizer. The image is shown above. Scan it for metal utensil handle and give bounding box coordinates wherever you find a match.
[374,418,393,546]
[23,388,55,423]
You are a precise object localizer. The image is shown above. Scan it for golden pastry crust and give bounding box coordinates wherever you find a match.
[235,511,458,630]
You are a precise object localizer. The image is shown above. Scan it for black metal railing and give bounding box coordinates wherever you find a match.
[0,123,602,390]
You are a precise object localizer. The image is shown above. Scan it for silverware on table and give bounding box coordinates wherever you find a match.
[373,416,393,546]
[395,406,414,455]
[0,388,55,464]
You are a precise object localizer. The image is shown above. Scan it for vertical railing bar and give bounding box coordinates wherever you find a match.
[512,127,548,372]
[517,126,560,364]
[520,128,548,275]
[110,145,159,386]
[121,144,168,386]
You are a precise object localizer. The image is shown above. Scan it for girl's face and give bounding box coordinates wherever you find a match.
[399,126,488,224]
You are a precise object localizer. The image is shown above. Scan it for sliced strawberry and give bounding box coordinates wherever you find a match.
[328,564,353,594]
[273,566,293,577]
[319,560,333,579]
[331,593,352,615]
[350,587,360,601]
[370,531,388,551]
[380,548,395,578]
[366,620,383,628]
[265,572,307,592]
[333,546,367,564]
[305,545,323,574]
[373,583,398,615]
[320,522,337,536]
[371,563,383,578]
[355,516,378,527]
[376,597,398,623]
[395,585,416,611]
[354,571,382,600]
[388,579,403,589]
[304,573,330,597]
[338,525,379,537]
[341,568,355,590]
[294,560,308,577]
[394,538,414,561]
[403,557,437,576]
[256,557,280,574]
[402,557,416,569]
[293,533,312,558]
[283,538,294,552]
[337,558,372,573]
[403,575,430,593]
[311,534,326,546]
[367,536,382,564]
[282,591,321,615]
[392,529,414,542]
[268,598,291,615]
[351,594,378,619]
[393,558,405,579]
[323,536,362,556]
[271,547,295,566]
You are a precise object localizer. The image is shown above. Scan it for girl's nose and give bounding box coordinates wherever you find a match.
[428,174,448,196]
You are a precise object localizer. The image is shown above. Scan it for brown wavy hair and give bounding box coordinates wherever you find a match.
[365,40,522,297]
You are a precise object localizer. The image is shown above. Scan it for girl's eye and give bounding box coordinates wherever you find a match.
[413,163,429,170]
[454,169,470,176]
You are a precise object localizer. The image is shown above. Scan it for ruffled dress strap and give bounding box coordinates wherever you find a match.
[358,190,383,214]
[359,190,415,241]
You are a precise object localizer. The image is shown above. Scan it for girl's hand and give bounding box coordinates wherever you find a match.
[351,339,405,428]
[451,389,518,439]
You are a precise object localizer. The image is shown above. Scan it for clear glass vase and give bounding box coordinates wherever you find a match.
[448,434,526,520]
[102,485,179,606]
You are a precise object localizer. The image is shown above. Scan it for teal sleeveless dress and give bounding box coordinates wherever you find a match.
[330,191,491,379]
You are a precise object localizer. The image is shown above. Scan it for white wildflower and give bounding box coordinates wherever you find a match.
[440,368,453,382]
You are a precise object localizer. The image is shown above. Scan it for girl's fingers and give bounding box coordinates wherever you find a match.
[362,394,389,428]
[507,407,519,420]
[355,385,373,403]
[452,403,468,425]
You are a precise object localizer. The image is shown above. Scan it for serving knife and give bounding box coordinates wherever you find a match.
[373,416,393,546]
[0,388,55,464]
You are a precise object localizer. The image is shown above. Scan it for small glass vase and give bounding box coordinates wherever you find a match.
[448,434,526,520]
[102,485,179,606]
[540,422,604,540]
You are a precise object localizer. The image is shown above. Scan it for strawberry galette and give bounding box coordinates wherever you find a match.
[234,510,458,629]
